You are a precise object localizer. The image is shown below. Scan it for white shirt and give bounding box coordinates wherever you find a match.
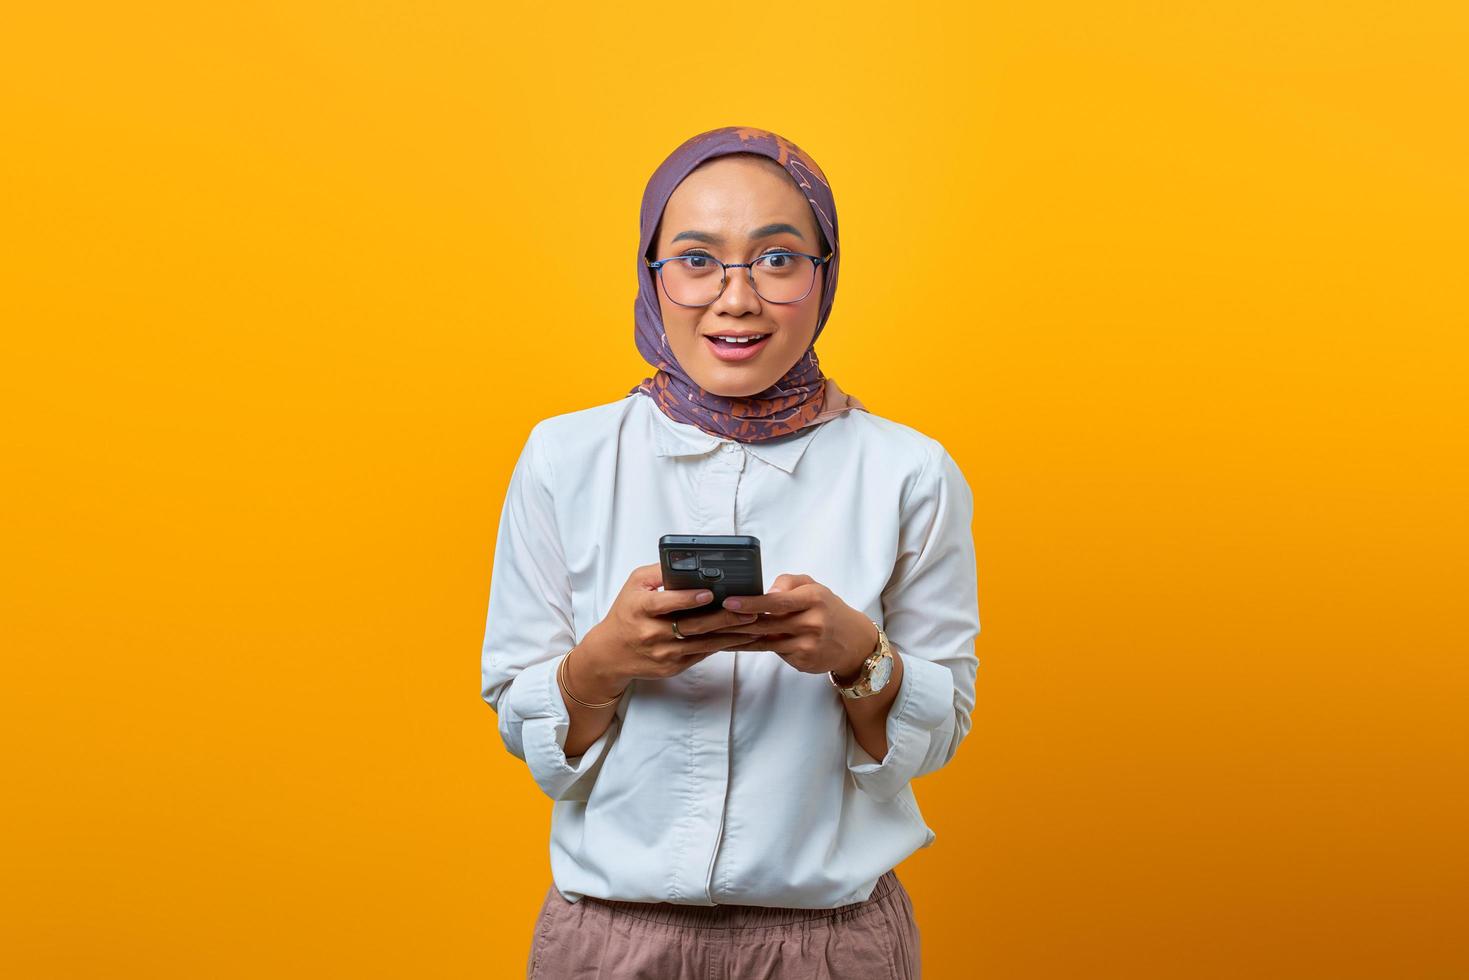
[480,391,981,909]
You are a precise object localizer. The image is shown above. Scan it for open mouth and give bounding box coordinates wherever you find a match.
[705,333,771,361]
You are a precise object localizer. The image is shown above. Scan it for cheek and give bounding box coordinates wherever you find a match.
[769,294,820,347]
[657,295,703,337]
[657,306,714,364]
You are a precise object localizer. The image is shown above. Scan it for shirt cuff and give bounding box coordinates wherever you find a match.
[512,654,618,802]
[845,652,955,803]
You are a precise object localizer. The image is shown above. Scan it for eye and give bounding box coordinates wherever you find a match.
[756,249,799,271]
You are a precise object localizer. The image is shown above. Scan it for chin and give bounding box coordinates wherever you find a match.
[679,339,804,398]
[697,371,778,399]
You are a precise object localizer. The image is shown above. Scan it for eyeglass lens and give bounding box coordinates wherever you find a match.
[659,254,818,306]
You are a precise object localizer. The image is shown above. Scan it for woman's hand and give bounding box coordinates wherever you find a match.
[575,563,764,698]
[717,573,879,681]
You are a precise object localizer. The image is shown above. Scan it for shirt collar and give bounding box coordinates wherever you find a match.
[638,393,823,475]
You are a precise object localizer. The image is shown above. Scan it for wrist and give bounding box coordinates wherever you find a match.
[569,632,630,702]
[832,616,879,685]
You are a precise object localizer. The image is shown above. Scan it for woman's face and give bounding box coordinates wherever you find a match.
[650,155,826,399]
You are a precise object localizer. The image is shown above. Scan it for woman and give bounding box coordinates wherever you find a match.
[481,126,981,979]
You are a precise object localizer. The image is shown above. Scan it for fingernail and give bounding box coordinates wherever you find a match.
[696,591,713,602]
[768,587,783,593]
[724,598,742,610]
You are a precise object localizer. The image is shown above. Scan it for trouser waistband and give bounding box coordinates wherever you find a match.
[582,869,902,930]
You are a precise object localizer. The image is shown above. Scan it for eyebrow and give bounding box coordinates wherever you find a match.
[669,223,806,246]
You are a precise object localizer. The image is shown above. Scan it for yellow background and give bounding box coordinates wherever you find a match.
[3,2,1466,977]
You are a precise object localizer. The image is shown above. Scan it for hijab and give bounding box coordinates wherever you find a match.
[628,126,868,443]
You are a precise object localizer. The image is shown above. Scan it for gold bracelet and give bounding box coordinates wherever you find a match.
[557,648,623,709]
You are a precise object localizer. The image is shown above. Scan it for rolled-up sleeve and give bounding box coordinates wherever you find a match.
[481,424,618,802]
[847,442,981,803]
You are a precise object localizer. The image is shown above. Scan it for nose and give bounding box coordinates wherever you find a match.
[713,266,762,314]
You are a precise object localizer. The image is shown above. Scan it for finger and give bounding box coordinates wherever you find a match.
[644,586,720,617]
[770,573,816,594]
[700,630,791,649]
[670,631,763,655]
[719,621,774,635]
[758,635,797,655]
[717,616,784,635]
[719,607,803,631]
[723,635,773,650]
[629,562,666,590]
[721,587,811,616]
[665,610,760,637]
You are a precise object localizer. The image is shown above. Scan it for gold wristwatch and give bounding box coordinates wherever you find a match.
[829,620,894,699]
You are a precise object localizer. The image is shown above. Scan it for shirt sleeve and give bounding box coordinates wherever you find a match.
[480,423,619,803]
[847,441,982,803]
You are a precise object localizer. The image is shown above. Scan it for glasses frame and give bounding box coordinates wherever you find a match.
[646,249,834,308]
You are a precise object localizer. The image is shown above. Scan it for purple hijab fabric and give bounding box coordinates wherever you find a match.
[628,126,864,444]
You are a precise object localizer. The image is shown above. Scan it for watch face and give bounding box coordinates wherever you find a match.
[867,653,894,692]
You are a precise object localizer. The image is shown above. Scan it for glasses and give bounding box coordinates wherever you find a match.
[646,250,833,307]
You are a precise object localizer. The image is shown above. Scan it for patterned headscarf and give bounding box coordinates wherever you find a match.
[628,126,866,443]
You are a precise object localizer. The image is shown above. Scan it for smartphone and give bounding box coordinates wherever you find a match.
[658,534,764,620]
